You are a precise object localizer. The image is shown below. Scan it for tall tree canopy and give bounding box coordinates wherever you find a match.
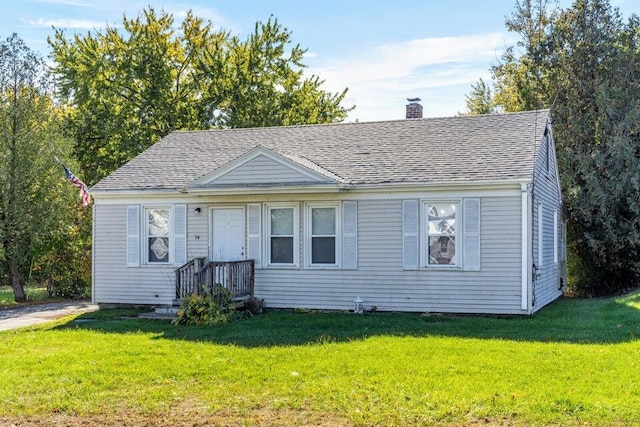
[549,1,640,293]
[49,8,351,185]
[464,0,640,295]
[0,34,87,301]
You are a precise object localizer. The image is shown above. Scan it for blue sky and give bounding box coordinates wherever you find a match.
[1,0,638,121]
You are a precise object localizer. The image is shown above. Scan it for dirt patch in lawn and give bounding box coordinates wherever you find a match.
[0,407,351,426]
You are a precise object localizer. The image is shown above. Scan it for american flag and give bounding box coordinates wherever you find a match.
[56,157,91,207]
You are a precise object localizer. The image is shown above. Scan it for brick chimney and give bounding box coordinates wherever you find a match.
[406,97,423,119]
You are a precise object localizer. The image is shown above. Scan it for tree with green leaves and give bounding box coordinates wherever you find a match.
[49,8,351,185]
[490,0,557,112]
[0,34,85,301]
[463,78,496,116]
[211,18,350,128]
[548,0,640,294]
[466,0,640,295]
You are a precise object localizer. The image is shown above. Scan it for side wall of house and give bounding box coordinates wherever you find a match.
[93,188,527,314]
[531,123,565,312]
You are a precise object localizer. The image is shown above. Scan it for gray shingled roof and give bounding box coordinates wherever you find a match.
[91,110,549,192]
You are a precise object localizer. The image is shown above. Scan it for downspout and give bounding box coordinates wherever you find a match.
[530,185,536,312]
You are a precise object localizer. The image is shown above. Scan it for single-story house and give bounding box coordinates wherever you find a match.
[90,105,566,315]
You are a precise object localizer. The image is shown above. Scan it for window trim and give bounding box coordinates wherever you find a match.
[144,205,172,265]
[421,199,461,269]
[265,203,299,268]
[305,202,341,269]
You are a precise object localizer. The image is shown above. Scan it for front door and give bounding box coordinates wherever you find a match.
[211,208,245,261]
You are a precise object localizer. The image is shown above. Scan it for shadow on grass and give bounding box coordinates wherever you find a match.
[57,291,640,348]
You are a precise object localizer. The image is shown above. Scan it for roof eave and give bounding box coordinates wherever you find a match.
[91,178,531,198]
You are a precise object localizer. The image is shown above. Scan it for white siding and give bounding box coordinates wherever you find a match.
[94,191,527,313]
[212,154,320,185]
[531,127,565,312]
[94,204,175,305]
[254,196,523,314]
[187,205,209,259]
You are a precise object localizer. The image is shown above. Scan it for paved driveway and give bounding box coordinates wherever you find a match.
[0,301,99,332]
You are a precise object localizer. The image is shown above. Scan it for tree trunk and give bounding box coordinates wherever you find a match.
[9,263,25,302]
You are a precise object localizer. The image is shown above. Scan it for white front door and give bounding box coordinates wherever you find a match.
[211,208,245,261]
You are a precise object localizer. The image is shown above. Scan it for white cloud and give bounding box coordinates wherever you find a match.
[36,0,97,7]
[308,33,515,121]
[28,17,110,29]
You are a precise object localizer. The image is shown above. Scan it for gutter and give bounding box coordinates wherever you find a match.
[91,178,530,198]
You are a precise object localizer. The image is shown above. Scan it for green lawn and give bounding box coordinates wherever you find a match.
[0,285,50,307]
[1,292,639,426]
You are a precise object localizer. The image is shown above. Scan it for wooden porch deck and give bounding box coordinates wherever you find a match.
[174,258,254,306]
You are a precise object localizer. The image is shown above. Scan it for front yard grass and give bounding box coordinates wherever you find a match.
[1,291,639,426]
[0,285,49,307]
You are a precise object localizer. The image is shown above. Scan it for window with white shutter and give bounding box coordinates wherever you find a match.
[404,198,481,271]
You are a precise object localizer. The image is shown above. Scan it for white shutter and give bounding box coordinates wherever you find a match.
[342,201,358,269]
[538,202,543,267]
[173,204,187,266]
[127,205,140,267]
[402,200,419,270]
[553,209,557,264]
[463,198,480,271]
[247,203,262,268]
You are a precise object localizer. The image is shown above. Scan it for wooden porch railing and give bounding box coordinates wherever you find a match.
[175,258,254,302]
[175,257,207,300]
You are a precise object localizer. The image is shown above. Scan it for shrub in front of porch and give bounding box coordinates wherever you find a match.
[173,285,237,326]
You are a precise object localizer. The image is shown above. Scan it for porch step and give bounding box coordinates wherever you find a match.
[138,306,178,320]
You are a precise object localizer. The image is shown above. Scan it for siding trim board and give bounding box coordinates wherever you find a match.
[520,184,529,311]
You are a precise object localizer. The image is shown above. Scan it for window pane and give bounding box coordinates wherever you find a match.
[428,204,456,235]
[428,236,456,265]
[312,237,336,264]
[312,208,336,235]
[149,237,169,262]
[271,208,293,235]
[271,237,294,264]
[148,209,170,236]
